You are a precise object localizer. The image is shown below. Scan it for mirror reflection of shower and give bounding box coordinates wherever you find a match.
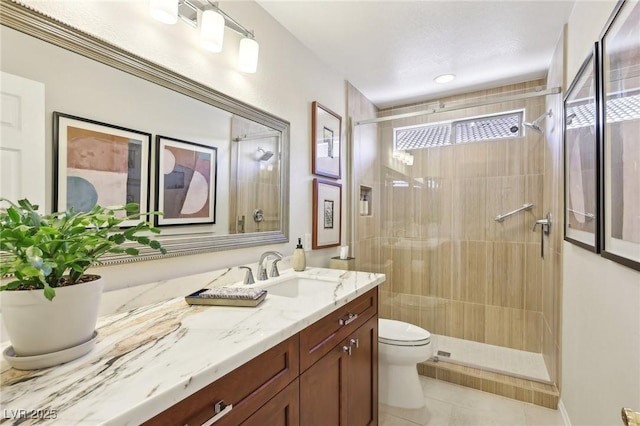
[257,147,274,162]
[230,115,282,234]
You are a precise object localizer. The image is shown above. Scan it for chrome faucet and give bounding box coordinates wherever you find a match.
[257,251,283,280]
[532,212,552,259]
[532,212,552,235]
[238,266,255,284]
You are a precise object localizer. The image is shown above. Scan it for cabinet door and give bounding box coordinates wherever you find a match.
[299,342,349,426]
[241,379,299,426]
[300,315,378,426]
[347,316,378,426]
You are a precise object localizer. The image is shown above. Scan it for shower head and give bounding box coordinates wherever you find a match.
[523,121,544,133]
[523,109,552,133]
[257,147,274,161]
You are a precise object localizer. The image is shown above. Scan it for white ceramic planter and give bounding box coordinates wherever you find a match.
[1,276,103,357]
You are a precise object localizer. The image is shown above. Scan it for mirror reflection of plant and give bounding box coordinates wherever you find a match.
[0,199,166,301]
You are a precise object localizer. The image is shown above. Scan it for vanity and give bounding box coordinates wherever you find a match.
[0,267,384,425]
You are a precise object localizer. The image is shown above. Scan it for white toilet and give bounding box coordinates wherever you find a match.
[378,318,433,409]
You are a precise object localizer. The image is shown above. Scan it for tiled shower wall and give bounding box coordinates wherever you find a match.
[349,80,561,385]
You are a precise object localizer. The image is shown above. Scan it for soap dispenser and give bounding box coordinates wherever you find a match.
[292,238,306,272]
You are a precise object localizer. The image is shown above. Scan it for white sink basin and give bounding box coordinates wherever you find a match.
[254,276,340,298]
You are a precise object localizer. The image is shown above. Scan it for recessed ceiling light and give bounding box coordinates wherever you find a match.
[434,74,456,84]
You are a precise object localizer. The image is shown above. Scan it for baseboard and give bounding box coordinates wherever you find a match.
[558,399,572,426]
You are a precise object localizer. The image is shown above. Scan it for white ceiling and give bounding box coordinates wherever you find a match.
[256,0,576,108]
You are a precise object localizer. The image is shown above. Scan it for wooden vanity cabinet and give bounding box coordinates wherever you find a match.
[143,287,378,426]
[142,335,299,426]
[299,289,378,426]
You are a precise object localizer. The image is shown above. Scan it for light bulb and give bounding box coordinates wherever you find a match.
[201,9,225,52]
[238,37,259,73]
[434,74,456,84]
[149,0,178,25]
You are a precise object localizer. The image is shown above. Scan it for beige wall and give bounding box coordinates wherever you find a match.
[561,1,640,425]
[7,1,347,291]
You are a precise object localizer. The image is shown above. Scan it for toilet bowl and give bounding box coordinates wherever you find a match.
[378,318,433,409]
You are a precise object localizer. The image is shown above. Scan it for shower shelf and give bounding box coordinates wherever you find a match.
[494,203,533,222]
[359,185,372,216]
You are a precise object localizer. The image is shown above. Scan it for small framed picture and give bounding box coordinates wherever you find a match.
[563,44,599,252]
[313,178,342,249]
[53,112,151,226]
[156,135,217,226]
[599,0,640,270]
[312,101,342,179]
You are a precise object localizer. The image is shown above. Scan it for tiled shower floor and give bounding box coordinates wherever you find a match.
[432,335,551,383]
[379,376,565,426]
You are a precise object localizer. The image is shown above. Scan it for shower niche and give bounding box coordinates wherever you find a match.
[359,185,373,216]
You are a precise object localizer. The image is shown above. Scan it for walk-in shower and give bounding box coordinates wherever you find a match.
[350,81,562,395]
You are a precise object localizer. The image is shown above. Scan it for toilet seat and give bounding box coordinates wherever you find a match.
[379,318,431,347]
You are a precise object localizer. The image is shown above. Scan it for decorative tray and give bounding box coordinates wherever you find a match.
[185,287,267,307]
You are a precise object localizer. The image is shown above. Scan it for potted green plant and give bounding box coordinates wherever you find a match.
[0,198,166,366]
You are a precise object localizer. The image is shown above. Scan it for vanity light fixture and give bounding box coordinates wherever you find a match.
[200,8,225,52]
[392,150,414,166]
[150,0,260,73]
[238,34,259,74]
[150,0,179,25]
[405,152,414,166]
[434,73,456,84]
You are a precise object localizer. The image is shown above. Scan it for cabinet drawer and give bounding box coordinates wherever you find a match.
[299,287,377,372]
[143,334,299,426]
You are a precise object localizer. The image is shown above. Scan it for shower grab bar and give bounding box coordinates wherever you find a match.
[494,203,534,222]
[567,208,595,221]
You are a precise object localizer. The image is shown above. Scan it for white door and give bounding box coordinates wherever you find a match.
[0,71,46,210]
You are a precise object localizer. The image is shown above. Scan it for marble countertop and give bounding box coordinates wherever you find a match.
[0,267,384,425]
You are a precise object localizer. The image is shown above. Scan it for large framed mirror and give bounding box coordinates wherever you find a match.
[0,1,289,264]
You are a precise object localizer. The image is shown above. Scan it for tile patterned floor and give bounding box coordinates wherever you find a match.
[379,377,565,426]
